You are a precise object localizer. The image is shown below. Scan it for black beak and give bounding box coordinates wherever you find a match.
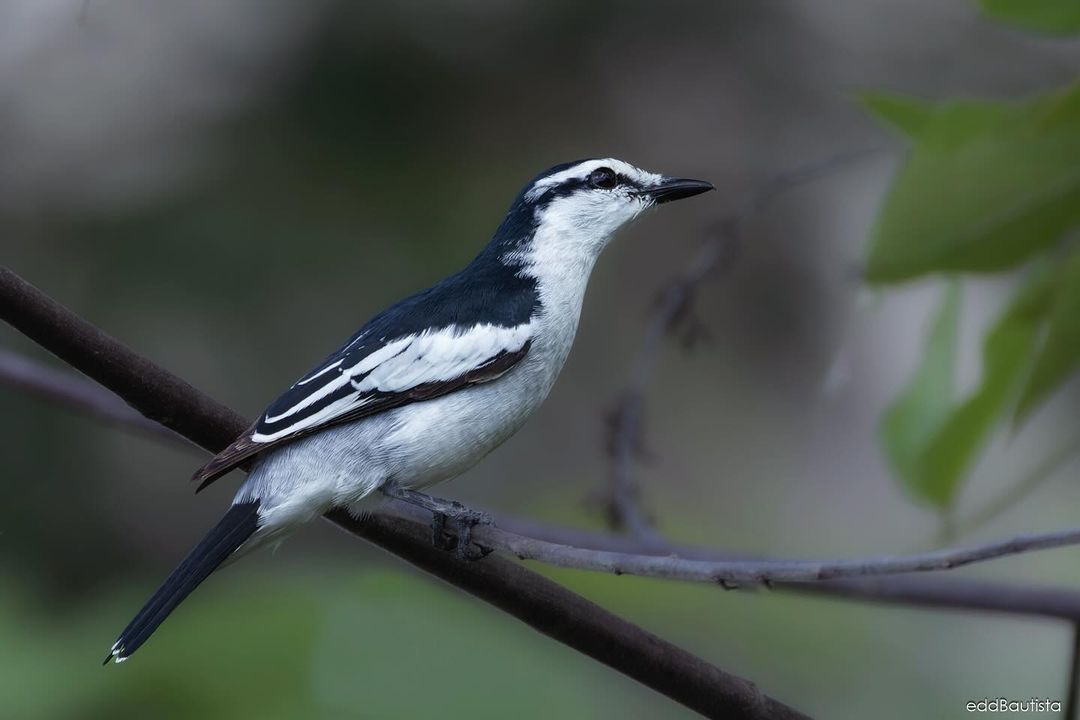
[648,177,714,204]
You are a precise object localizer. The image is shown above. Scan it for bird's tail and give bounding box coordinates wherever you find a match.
[105,500,261,664]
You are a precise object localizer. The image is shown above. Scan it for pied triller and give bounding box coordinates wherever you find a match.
[106,158,713,663]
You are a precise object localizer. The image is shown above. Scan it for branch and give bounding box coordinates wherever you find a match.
[454,507,1080,586]
[0,266,808,720]
[494,515,1080,622]
[0,273,249,453]
[0,348,193,446]
[326,508,801,720]
[605,227,737,542]
[12,347,1080,622]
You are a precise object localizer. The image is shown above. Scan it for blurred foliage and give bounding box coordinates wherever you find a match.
[980,0,1080,34]
[879,283,960,508]
[1016,248,1080,419]
[863,84,1080,281]
[867,7,1080,515]
[921,266,1055,506]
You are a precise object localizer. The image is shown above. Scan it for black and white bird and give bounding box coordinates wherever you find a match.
[106,158,712,663]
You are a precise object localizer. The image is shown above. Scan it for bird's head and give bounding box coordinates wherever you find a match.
[496,158,713,264]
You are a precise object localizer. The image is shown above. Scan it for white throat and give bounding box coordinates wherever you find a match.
[519,199,627,311]
[510,196,645,376]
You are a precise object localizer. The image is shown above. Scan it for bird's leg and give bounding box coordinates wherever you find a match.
[430,511,449,550]
[380,485,493,560]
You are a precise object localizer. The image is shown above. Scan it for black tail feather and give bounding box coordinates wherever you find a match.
[105,500,261,664]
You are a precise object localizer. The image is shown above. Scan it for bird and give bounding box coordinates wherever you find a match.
[105,158,712,664]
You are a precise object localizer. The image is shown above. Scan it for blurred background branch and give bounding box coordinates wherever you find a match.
[0,348,192,447]
[602,148,880,541]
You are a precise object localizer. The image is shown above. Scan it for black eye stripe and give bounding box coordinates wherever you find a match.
[539,177,588,200]
[527,166,642,207]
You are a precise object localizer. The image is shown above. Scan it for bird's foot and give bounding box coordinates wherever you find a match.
[432,505,493,560]
[381,486,493,560]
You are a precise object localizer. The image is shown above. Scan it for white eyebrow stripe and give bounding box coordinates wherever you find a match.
[524,159,664,201]
[527,160,608,198]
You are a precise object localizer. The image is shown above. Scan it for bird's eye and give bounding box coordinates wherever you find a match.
[588,167,618,189]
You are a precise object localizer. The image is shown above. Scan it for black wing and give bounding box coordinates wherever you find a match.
[193,323,533,491]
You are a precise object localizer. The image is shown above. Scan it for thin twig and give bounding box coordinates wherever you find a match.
[474,522,1080,584]
[0,348,193,446]
[380,502,1080,596]
[604,219,738,540]
[494,514,1080,622]
[0,265,808,720]
[604,148,881,539]
[604,228,736,542]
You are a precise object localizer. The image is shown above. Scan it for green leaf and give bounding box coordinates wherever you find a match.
[980,0,1080,34]
[880,283,960,507]
[865,83,1080,283]
[861,92,935,137]
[1015,247,1080,421]
[918,265,1055,504]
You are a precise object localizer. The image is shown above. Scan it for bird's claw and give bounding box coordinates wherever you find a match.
[380,485,493,560]
[433,504,493,561]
